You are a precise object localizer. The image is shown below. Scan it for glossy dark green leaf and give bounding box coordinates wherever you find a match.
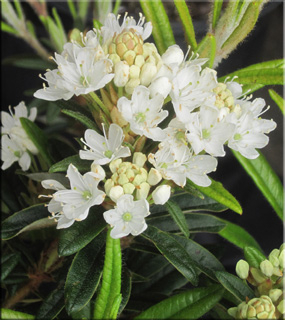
[2,204,49,240]
[1,252,21,281]
[118,268,132,314]
[20,172,68,187]
[65,232,106,314]
[2,54,53,70]
[244,246,267,268]
[148,212,226,233]
[164,200,189,238]
[215,271,255,302]
[171,234,225,280]
[0,309,35,319]
[187,178,242,214]
[232,150,283,220]
[58,206,106,256]
[49,155,92,173]
[135,285,224,319]
[20,118,53,166]
[218,219,262,251]
[142,225,198,285]
[61,109,99,131]
[36,282,65,319]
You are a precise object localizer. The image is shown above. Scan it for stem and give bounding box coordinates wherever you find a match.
[117,86,124,98]
[89,91,111,119]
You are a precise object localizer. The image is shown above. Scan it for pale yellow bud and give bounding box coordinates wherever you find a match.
[149,77,171,98]
[147,168,162,186]
[136,182,150,200]
[236,259,249,280]
[125,78,141,94]
[109,185,124,202]
[123,183,135,195]
[133,173,146,186]
[269,289,283,303]
[152,185,171,205]
[279,243,285,252]
[251,267,267,284]
[260,260,274,277]
[162,44,184,66]
[277,300,285,314]
[126,168,135,181]
[129,65,140,79]
[109,158,122,173]
[91,163,106,180]
[114,61,129,87]
[279,249,284,268]
[269,249,280,267]
[134,55,145,68]
[118,173,129,185]
[104,179,114,195]
[140,63,157,86]
[133,152,147,168]
[109,53,121,65]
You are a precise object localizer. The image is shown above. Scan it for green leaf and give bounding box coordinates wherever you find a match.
[118,268,132,314]
[269,89,285,115]
[49,155,92,173]
[1,21,18,35]
[36,282,65,319]
[211,0,223,30]
[94,229,122,319]
[1,252,21,281]
[232,150,283,220]
[1,309,35,319]
[218,219,262,251]
[142,225,198,285]
[148,212,226,233]
[164,200,190,238]
[21,172,68,187]
[2,204,49,240]
[244,246,267,268]
[174,0,197,50]
[61,109,99,131]
[20,118,53,167]
[65,232,106,314]
[171,234,225,280]
[58,206,106,256]
[135,285,224,319]
[195,33,216,68]
[215,271,255,303]
[67,0,77,21]
[187,178,242,214]
[2,54,54,70]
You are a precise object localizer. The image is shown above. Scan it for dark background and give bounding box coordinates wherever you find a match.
[1,1,284,271]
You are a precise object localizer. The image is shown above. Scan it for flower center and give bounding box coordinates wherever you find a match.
[135,112,146,123]
[104,150,113,159]
[202,129,211,139]
[82,190,92,200]
[122,212,133,222]
[14,151,21,158]
[234,133,242,141]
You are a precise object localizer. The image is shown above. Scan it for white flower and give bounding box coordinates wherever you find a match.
[152,185,171,205]
[42,164,105,229]
[34,41,114,101]
[1,135,31,171]
[186,106,235,157]
[117,86,168,141]
[100,13,152,45]
[103,194,150,238]
[80,124,131,165]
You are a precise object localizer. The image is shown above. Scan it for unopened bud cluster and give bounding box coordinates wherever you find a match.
[105,29,162,93]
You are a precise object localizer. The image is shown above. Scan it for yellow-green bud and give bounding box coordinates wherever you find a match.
[118,173,129,185]
[136,182,150,200]
[260,260,274,277]
[147,168,162,186]
[228,307,238,318]
[129,65,140,79]
[123,183,135,195]
[277,300,285,314]
[109,159,122,174]
[247,296,276,319]
[251,267,268,284]
[134,55,145,68]
[109,53,120,65]
[126,168,135,181]
[269,249,281,267]
[111,172,119,183]
[109,185,124,202]
[114,61,129,87]
[236,259,249,280]
[279,249,284,269]
[272,267,283,277]
[133,173,146,186]
[125,78,141,94]
[279,244,285,252]
[133,152,147,168]
[105,179,114,195]
[269,289,283,303]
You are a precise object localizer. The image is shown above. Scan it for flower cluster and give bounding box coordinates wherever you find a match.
[2,13,276,239]
[229,244,285,319]
[1,102,38,171]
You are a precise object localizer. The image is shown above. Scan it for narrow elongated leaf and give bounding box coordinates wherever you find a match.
[94,229,122,319]
[2,204,49,240]
[49,155,92,173]
[20,118,53,166]
[244,246,267,268]
[171,234,225,280]
[1,252,21,281]
[218,219,262,252]
[142,225,198,285]
[65,232,106,314]
[269,89,284,115]
[58,206,106,256]
[215,271,255,302]
[1,309,35,319]
[174,0,197,50]
[1,21,18,35]
[232,150,283,220]
[148,212,226,233]
[135,285,224,319]
[61,109,99,131]
[118,268,132,314]
[187,178,242,214]
[164,200,189,237]
[241,83,264,95]
[2,55,53,70]
[212,0,223,30]
[36,282,65,319]
[19,172,68,186]
[195,33,216,68]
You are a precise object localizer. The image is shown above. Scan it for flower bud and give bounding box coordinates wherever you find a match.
[147,168,162,186]
[133,152,147,168]
[123,183,135,195]
[269,289,283,303]
[227,307,238,318]
[279,243,285,252]
[110,106,129,127]
[125,78,141,94]
[118,173,129,185]
[152,185,171,205]
[114,61,129,87]
[251,267,267,284]
[91,162,106,180]
[136,182,150,200]
[260,260,274,277]
[279,249,284,268]
[162,44,184,66]
[140,63,157,86]
[109,185,124,202]
[277,300,285,314]
[133,173,146,186]
[109,158,122,174]
[272,266,283,277]
[104,179,114,195]
[129,65,140,79]
[269,249,280,267]
[149,77,172,98]
[236,259,249,280]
